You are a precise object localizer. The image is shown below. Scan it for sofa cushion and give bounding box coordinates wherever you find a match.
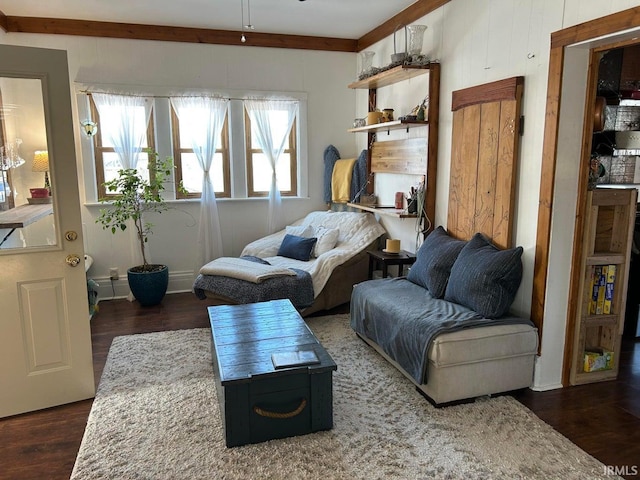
[444,233,523,318]
[428,323,539,367]
[286,224,314,238]
[407,226,466,298]
[313,226,340,257]
[277,234,317,261]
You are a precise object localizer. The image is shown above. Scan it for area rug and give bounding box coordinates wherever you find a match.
[71,314,619,480]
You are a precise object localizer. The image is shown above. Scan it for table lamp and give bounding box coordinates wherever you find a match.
[32,150,50,192]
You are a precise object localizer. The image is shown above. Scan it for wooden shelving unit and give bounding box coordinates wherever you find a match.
[346,63,440,231]
[569,187,637,385]
[345,203,416,218]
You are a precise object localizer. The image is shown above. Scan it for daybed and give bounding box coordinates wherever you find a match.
[194,210,385,316]
[351,226,539,406]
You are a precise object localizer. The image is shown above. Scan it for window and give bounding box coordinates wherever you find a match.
[245,109,297,197]
[83,93,305,201]
[89,96,156,199]
[170,106,231,199]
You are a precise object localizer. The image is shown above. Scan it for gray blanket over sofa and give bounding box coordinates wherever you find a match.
[193,256,314,309]
[350,277,534,384]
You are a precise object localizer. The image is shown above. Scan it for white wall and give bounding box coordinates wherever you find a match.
[2,0,639,389]
[0,33,358,297]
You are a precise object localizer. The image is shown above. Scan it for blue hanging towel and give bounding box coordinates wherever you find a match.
[323,145,341,203]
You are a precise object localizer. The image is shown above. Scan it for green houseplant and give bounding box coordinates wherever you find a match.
[97,149,175,306]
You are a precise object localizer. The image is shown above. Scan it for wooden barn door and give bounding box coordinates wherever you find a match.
[447,77,524,248]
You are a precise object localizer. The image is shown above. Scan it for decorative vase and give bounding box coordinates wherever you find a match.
[406,25,428,56]
[127,264,169,306]
[359,51,375,75]
[391,25,408,63]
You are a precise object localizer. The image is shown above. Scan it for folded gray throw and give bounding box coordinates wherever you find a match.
[193,256,314,309]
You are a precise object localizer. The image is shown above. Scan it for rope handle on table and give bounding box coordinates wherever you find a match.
[253,398,307,419]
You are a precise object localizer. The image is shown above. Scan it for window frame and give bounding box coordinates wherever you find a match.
[244,109,297,198]
[170,106,231,199]
[89,95,156,199]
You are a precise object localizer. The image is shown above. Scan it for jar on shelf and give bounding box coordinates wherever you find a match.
[359,51,375,75]
[407,25,427,56]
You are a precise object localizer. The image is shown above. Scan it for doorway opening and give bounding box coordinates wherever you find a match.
[591,44,640,340]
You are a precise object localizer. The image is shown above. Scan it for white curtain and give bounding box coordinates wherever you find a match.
[92,93,153,169]
[244,98,298,233]
[170,96,228,275]
[92,93,153,273]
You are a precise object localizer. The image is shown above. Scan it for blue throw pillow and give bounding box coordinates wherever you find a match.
[407,226,467,298]
[444,233,523,318]
[277,234,318,261]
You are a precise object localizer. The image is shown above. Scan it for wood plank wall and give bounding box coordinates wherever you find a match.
[447,77,524,249]
[371,138,427,175]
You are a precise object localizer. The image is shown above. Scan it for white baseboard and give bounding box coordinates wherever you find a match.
[91,270,195,302]
[530,382,563,392]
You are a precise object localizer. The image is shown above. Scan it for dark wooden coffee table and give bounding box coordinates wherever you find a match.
[208,299,337,447]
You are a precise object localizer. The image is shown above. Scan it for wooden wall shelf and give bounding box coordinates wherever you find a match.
[347,119,428,134]
[346,203,416,219]
[348,64,433,90]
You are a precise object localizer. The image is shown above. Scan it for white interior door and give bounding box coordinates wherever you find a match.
[0,45,94,418]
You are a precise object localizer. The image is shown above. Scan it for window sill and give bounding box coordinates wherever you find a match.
[84,196,310,207]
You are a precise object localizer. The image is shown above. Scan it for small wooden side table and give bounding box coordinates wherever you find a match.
[367,250,417,279]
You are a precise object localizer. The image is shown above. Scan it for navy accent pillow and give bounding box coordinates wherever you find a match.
[277,234,318,261]
[407,226,467,298]
[444,233,523,318]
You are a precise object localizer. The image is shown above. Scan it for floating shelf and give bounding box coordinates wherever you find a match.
[586,253,626,265]
[346,202,417,218]
[348,119,428,134]
[348,64,434,90]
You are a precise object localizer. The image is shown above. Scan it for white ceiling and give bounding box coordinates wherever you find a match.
[1,0,418,39]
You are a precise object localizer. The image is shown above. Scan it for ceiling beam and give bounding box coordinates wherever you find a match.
[0,1,451,53]
[0,11,8,32]
[357,0,451,51]
[2,15,358,52]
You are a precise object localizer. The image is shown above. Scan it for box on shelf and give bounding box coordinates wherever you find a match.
[583,347,614,372]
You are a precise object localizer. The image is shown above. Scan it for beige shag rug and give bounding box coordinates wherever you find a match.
[71,314,619,480]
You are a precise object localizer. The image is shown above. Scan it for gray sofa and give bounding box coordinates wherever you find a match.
[350,227,539,406]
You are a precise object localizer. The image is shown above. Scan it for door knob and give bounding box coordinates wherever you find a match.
[65,254,81,267]
[65,231,78,241]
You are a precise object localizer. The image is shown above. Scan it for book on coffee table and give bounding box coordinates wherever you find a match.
[271,350,320,369]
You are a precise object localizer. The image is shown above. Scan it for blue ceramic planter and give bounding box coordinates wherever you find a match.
[127,265,169,306]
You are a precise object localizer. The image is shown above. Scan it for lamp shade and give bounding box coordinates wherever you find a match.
[32,150,49,172]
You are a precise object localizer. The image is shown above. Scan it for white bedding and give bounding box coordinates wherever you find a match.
[199,257,296,283]
[241,210,386,298]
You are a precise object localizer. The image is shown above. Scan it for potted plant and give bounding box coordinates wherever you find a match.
[96,149,175,306]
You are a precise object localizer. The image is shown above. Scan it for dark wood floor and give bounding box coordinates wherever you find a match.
[1,292,639,480]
